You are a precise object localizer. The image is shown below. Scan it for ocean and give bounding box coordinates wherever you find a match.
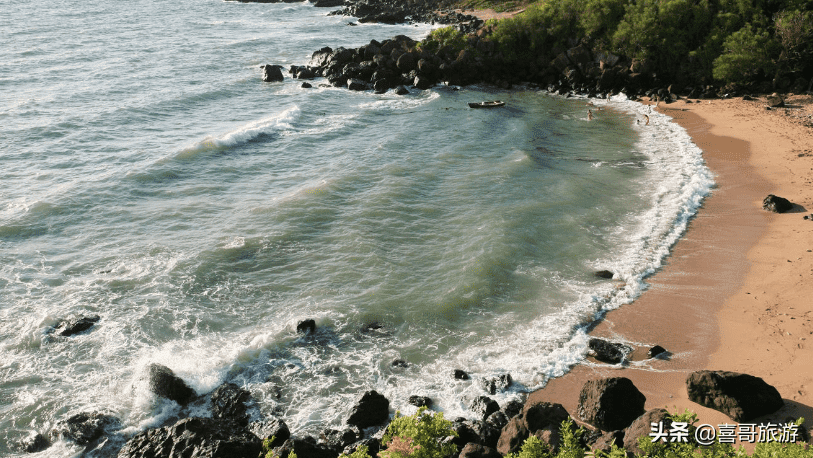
[0,0,713,455]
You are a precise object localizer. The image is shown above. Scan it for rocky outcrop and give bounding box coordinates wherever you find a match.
[587,338,630,364]
[408,395,432,407]
[480,374,512,395]
[262,64,285,82]
[296,319,316,334]
[52,314,100,337]
[51,412,121,445]
[19,432,50,453]
[248,417,290,446]
[588,430,624,454]
[117,417,262,458]
[577,377,645,431]
[454,369,470,380]
[470,396,500,421]
[452,419,501,450]
[762,194,794,213]
[346,390,390,428]
[623,408,671,455]
[686,370,784,422]
[647,345,667,358]
[459,442,502,458]
[273,437,338,458]
[148,363,196,405]
[496,402,570,455]
[211,383,252,426]
[321,427,360,451]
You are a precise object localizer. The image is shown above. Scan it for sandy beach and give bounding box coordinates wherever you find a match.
[528,95,813,437]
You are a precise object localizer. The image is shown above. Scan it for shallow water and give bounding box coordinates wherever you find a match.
[0,0,713,455]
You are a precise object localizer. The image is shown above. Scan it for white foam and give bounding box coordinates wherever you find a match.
[175,106,301,158]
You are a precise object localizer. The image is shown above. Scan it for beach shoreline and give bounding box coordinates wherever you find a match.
[528,95,813,438]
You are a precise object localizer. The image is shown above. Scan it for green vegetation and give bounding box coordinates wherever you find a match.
[449,0,813,89]
[338,407,458,458]
[418,26,469,56]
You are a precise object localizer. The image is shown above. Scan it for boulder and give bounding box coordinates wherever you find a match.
[347,78,367,91]
[594,270,614,279]
[313,0,343,6]
[321,428,359,451]
[274,437,337,458]
[459,442,502,458]
[20,432,50,453]
[343,437,381,457]
[297,319,316,334]
[346,390,389,428]
[148,364,196,405]
[589,430,624,453]
[470,396,500,421]
[501,399,524,419]
[413,75,434,90]
[302,82,313,89]
[395,85,409,95]
[647,345,667,358]
[495,417,528,455]
[117,417,261,458]
[588,338,629,364]
[211,383,252,426]
[408,395,432,408]
[767,93,785,107]
[762,194,793,213]
[496,402,569,455]
[54,314,100,337]
[262,65,284,82]
[391,359,409,368]
[309,47,334,67]
[452,419,501,449]
[397,53,417,73]
[296,67,315,79]
[577,377,645,431]
[453,369,470,380]
[480,374,512,395]
[686,370,784,422]
[623,408,671,455]
[248,417,290,447]
[50,412,120,446]
[485,411,508,430]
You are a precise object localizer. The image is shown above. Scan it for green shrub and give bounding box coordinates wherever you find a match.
[419,26,468,55]
[712,23,779,83]
[380,407,458,458]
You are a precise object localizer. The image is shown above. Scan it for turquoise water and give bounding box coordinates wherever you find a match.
[0,0,713,455]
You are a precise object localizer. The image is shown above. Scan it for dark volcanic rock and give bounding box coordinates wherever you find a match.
[408,395,432,408]
[501,399,524,419]
[762,194,793,213]
[588,338,630,364]
[262,64,285,82]
[391,359,409,368]
[346,390,389,428]
[453,369,470,380]
[343,437,380,457]
[578,377,645,431]
[51,412,120,446]
[623,408,671,455]
[452,420,501,449]
[395,85,409,95]
[485,411,508,429]
[589,430,625,454]
[479,374,512,395]
[274,437,337,458]
[686,370,784,422]
[297,319,316,334]
[321,428,359,450]
[117,417,261,458]
[211,382,252,425]
[647,345,667,358]
[594,270,614,279]
[470,396,500,421]
[248,417,290,447]
[313,0,344,6]
[20,432,50,453]
[459,442,502,458]
[148,363,196,405]
[496,402,570,455]
[54,314,100,336]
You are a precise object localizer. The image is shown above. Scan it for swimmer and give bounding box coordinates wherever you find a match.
[588,109,593,120]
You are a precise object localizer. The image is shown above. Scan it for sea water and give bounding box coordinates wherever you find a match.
[0,0,713,455]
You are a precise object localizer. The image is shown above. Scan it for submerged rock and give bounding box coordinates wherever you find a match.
[53,314,100,337]
[117,417,261,458]
[148,363,196,405]
[50,412,121,446]
[296,319,316,334]
[346,390,389,428]
[19,432,50,453]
